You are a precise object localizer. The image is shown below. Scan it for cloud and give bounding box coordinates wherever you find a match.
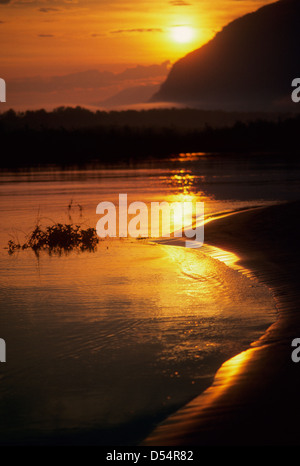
[110,28,163,34]
[0,0,11,4]
[5,62,171,109]
[9,62,171,94]
[39,7,60,13]
[38,34,55,37]
[169,0,191,5]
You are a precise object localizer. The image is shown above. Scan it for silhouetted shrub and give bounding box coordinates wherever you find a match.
[8,223,99,255]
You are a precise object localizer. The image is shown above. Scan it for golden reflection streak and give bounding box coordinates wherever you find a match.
[167,169,199,196]
[143,169,272,445]
[161,243,208,282]
[155,169,259,275]
[155,169,208,238]
[200,244,255,279]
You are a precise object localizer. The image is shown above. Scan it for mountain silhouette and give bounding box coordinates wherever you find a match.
[151,0,300,111]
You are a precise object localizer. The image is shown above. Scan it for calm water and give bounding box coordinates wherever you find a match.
[0,154,299,445]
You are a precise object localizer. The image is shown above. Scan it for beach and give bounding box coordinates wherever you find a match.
[142,200,300,446]
[0,162,298,446]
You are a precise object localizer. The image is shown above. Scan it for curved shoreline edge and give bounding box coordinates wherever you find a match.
[142,200,300,446]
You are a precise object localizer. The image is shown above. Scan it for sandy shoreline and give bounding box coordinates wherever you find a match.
[142,200,300,446]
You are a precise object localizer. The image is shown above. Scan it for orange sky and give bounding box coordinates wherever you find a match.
[1,0,275,78]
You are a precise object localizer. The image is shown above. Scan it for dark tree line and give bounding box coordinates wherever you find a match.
[0,106,287,130]
[0,107,299,168]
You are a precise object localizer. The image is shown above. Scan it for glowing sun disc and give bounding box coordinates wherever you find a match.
[172,26,194,43]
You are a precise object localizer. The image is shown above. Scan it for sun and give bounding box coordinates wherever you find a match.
[171,26,195,44]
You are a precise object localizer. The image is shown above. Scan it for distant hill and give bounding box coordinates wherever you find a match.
[98,84,160,108]
[151,0,300,111]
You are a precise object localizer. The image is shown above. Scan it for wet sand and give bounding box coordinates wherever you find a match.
[142,200,300,446]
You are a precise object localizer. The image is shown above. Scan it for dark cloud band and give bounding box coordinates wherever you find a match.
[111,28,163,34]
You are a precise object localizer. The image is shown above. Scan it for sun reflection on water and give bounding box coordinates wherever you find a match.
[154,169,211,239]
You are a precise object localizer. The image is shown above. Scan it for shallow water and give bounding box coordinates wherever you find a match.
[0,154,299,445]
